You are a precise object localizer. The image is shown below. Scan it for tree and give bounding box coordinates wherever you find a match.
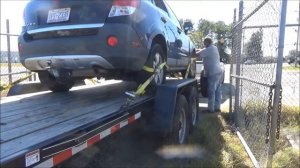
[286,50,300,64]
[189,30,204,48]
[185,18,232,63]
[245,30,263,62]
[197,19,232,63]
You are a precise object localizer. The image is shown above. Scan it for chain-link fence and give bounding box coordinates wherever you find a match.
[0,19,36,87]
[282,24,300,108]
[230,0,297,167]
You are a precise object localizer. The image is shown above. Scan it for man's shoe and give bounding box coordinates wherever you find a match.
[215,109,221,113]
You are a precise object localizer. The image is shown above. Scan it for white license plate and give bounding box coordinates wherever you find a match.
[47,8,71,23]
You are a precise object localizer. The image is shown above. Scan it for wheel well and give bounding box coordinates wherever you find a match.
[152,35,167,61]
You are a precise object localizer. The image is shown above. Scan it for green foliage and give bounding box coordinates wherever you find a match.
[286,50,300,64]
[189,30,204,48]
[280,105,300,128]
[187,18,232,63]
[245,30,264,62]
[273,147,300,168]
[187,113,252,167]
[282,65,300,71]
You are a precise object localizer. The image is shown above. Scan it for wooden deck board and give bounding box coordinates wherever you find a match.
[0,81,143,162]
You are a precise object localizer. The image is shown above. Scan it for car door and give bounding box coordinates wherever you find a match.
[163,1,190,67]
[153,0,178,68]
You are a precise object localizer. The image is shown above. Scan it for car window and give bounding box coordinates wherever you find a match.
[164,1,182,29]
[154,0,168,14]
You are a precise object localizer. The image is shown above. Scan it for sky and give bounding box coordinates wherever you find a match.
[0,0,299,56]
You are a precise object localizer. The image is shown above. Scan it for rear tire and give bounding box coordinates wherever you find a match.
[135,44,166,92]
[38,71,75,92]
[165,95,189,144]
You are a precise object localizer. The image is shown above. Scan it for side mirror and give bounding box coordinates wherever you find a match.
[183,21,193,34]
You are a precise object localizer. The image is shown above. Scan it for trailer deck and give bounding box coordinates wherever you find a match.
[0,81,153,167]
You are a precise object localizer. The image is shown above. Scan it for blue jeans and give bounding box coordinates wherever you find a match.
[207,73,222,112]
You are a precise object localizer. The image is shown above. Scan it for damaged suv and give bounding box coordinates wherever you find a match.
[19,0,196,92]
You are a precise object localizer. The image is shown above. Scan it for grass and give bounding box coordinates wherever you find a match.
[280,105,300,129]
[273,147,300,168]
[180,112,253,168]
[272,105,300,168]
[283,65,300,71]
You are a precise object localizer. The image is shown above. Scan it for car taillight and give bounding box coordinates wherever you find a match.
[107,36,118,47]
[108,0,139,17]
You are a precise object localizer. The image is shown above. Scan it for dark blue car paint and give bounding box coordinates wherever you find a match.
[19,0,195,76]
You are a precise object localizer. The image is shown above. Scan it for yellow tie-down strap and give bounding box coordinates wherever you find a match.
[184,62,191,79]
[135,62,167,95]
[1,73,36,92]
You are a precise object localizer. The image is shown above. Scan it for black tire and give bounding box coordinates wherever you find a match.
[165,95,190,144]
[135,44,166,92]
[38,71,75,92]
[200,70,208,97]
[181,58,196,78]
[186,87,199,133]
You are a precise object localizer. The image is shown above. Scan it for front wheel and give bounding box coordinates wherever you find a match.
[38,71,75,92]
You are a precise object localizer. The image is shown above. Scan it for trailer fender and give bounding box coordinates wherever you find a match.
[152,85,177,134]
[151,79,198,135]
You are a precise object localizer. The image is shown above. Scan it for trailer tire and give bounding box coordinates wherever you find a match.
[187,87,199,133]
[166,94,189,144]
[38,71,74,92]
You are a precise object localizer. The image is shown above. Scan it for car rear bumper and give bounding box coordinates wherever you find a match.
[24,55,114,71]
[19,23,148,71]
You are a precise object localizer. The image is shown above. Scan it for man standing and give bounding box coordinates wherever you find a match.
[197,38,223,113]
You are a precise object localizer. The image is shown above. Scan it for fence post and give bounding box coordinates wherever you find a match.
[296,1,300,67]
[234,0,243,125]
[267,0,288,167]
[230,8,237,116]
[6,19,12,84]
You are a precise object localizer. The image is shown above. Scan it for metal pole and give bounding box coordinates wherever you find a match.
[6,19,12,84]
[296,1,300,67]
[267,0,288,167]
[234,0,243,126]
[230,8,237,116]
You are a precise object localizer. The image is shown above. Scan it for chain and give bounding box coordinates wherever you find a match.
[265,85,274,143]
[276,86,282,139]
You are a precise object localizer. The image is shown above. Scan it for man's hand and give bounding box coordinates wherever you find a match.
[196,48,203,55]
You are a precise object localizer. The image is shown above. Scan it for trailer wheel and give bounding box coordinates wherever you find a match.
[38,71,74,92]
[187,87,199,132]
[167,95,189,144]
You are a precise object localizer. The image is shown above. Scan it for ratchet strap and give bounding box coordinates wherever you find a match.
[0,73,36,92]
[125,62,167,99]
[184,63,191,79]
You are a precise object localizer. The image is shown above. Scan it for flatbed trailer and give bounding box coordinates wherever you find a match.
[0,79,199,168]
